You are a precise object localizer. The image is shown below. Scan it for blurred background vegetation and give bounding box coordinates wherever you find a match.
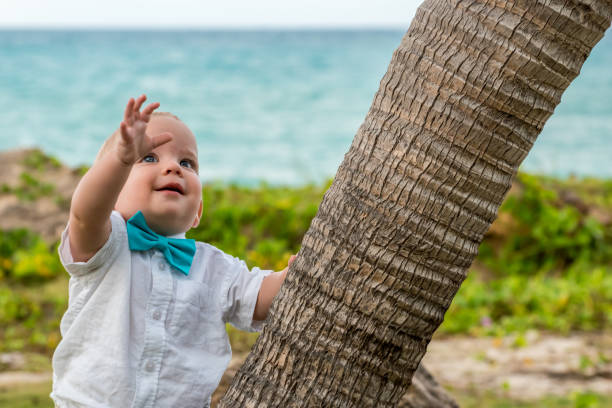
[2,172,611,355]
[1,152,611,407]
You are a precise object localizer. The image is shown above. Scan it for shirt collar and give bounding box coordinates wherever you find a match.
[116,211,188,240]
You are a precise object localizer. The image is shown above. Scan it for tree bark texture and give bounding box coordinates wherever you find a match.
[397,364,459,408]
[220,1,612,407]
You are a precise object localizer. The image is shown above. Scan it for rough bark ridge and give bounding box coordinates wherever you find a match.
[220,1,612,407]
[397,364,458,408]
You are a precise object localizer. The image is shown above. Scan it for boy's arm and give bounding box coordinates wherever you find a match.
[69,95,170,262]
[253,255,296,321]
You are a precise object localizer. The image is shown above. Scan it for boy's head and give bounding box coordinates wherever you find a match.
[113,112,203,236]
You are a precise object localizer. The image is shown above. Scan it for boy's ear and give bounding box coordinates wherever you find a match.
[191,199,203,228]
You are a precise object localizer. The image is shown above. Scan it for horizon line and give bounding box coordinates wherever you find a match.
[0,24,410,31]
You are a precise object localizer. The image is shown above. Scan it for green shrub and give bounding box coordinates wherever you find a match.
[12,241,63,283]
[0,229,62,284]
[187,182,326,269]
[22,149,62,171]
[0,174,611,356]
[0,229,40,280]
[483,173,612,275]
[0,287,37,325]
[441,265,612,336]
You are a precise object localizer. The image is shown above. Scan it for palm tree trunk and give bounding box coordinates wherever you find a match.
[220,1,612,406]
[398,364,458,408]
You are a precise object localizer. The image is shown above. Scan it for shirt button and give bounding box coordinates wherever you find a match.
[152,310,161,320]
[158,261,166,270]
[145,361,155,372]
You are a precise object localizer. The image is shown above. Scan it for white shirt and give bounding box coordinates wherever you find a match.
[51,211,271,408]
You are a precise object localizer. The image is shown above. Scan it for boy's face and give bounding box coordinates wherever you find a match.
[115,115,203,236]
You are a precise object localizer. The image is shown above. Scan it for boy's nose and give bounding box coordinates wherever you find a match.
[163,161,182,175]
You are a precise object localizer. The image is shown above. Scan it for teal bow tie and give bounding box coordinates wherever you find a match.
[126,211,196,275]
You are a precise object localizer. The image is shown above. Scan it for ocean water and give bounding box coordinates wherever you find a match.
[0,29,611,184]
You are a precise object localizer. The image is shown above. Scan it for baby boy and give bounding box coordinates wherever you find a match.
[51,95,293,407]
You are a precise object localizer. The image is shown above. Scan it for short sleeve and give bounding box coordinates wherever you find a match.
[58,211,126,277]
[220,253,272,332]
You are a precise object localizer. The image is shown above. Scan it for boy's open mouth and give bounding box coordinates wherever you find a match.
[155,183,184,195]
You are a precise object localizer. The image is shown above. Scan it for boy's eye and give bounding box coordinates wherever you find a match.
[180,159,193,169]
[143,155,157,163]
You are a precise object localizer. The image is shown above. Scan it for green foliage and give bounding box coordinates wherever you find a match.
[0,229,65,354]
[571,392,609,408]
[0,173,611,356]
[0,382,54,408]
[441,265,612,336]
[0,278,66,354]
[0,150,63,202]
[187,181,327,270]
[0,287,37,325]
[0,229,39,280]
[554,176,612,210]
[1,172,56,201]
[0,230,62,284]
[482,173,612,275]
[226,323,259,352]
[75,164,90,176]
[452,173,612,336]
[22,149,62,171]
[12,240,63,283]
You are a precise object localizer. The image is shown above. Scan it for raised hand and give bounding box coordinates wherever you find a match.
[116,94,172,166]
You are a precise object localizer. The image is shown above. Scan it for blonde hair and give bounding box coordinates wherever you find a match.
[95,111,181,163]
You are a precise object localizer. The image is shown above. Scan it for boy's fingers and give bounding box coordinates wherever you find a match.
[141,102,160,121]
[133,94,147,113]
[119,122,131,143]
[124,98,135,126]
[142,102,160,115]
[149,132,172,150]
[288,255,297,265]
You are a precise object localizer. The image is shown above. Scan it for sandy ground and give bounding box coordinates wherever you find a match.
[2,332,610,403]
[421,332,612,401]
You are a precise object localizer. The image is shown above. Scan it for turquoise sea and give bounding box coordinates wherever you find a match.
[0,29,611,184]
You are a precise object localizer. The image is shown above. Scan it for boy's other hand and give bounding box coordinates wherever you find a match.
[278,254,297,279]
[285,255,297,271]
[253,254,297,321]
[117,94,172,166]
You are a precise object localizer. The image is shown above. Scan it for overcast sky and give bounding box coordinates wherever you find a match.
[1,0,422,28]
